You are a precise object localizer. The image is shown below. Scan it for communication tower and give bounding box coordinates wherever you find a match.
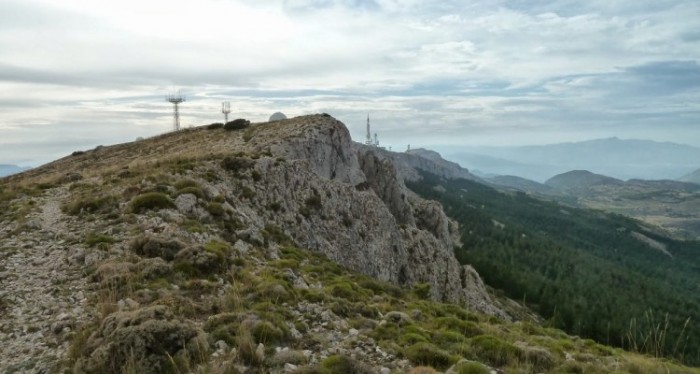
[365,114,372,145]
[166,93,185,131]
[222,102,231,124]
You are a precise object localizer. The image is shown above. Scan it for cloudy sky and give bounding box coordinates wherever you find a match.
[1,0,699,166]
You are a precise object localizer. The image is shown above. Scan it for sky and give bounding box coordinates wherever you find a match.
[0,0,699,166]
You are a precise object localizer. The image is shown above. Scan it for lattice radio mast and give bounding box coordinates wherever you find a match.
[365,114,372,145]
[166,93,185,131]
[222,101,231,124]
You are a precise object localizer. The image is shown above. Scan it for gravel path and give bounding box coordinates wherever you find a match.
[0,187,91,373]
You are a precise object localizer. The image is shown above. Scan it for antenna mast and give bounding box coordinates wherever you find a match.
[222,101,231,124]
[166,93,185,131]
[365,114,372,145]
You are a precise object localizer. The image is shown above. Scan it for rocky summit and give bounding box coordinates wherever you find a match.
[1,114,696,374]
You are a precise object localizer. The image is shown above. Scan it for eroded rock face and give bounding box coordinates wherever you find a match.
[231,115,506,318]
[266,116,366,185]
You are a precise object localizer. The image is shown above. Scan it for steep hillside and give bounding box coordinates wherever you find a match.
[485,175,555,195]
[545,170,624,190]
[408,171,700,367]
[680,169,700,185]
[2,115,698,373]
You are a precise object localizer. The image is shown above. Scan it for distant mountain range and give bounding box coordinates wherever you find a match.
[0,164,28,177]
[446,137,700,182]
[680,169,700,185]
[483,169,700,240]
[545,170,624,189]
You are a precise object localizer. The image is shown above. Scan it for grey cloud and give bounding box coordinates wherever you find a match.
[283,0,380,13]
[622,60,700,92]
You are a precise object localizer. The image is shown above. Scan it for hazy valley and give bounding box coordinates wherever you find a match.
[447,138,700,183]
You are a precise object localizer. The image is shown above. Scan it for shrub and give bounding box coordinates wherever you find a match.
[237,329,263,366]
[175,186,205,200]
[305,194,322,210]
[432,330,467,346]
[137,258,173,280]
[469,335,522,367]
[221,156,255,173]
[404,342,456,370]
[129,192,174,213]
[521,346,555,371]
[84,232,116,248]
[413,283,431,300]
[72,306,207,374]
[207,122,224,129]
[319,355,374,374]
[63,195,117,215]
[174,246,227,277]
[207,202,225,217]
[131,236,184,261]
[173,179,198,190]
[432,317,483,337]
[251,320,288,345]
[400,332,429,345]
[409,367,438,374]
[262,225,293,246]
[254,281,294,304]
[453,361,490,374]
[269,349,308,367]
[224,119,250,131]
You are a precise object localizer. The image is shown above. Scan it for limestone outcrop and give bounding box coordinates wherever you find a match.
[239,115,505,318]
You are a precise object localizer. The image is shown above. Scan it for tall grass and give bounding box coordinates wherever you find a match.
[625,309,691,361]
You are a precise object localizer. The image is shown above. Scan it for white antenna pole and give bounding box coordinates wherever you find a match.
[365,114,372,145]
[222,101,231,124]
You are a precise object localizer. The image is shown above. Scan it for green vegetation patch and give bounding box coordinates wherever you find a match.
[404,342,457,370]
[63,194,118,216]
[468,335,523,367]
[129,192,174,213]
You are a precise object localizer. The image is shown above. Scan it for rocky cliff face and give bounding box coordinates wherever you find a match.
[229,115,504,317]
[386,148,480,182]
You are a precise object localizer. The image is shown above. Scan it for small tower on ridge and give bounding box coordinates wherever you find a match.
[222,102,231,124]
[365,114,372,145]
[166,93,185,131]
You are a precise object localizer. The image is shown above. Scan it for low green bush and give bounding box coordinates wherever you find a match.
[453,361,490,374]
[318,355,374,374]
[131,236,184,261]
[404,342,457,370]
[469,335,523,367]
[84,232,116,248]
[224,119,250,130]
[129,192,174,213]
[175,186,205,199]
[63,195,117,215]
[221,157,255,173]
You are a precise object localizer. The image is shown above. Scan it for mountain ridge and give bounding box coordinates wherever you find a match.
[2,115,699,373]
[448,137,700,181]
[0,164,28,177]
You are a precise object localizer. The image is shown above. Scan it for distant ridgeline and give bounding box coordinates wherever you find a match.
[408,170,700,365]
